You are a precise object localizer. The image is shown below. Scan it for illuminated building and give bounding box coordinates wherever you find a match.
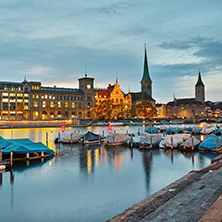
[0,75,95,120]
[94,79,132,119]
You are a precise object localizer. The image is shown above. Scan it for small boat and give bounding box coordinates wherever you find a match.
[183,127,193,133]
[104,133,130,146]
[145,126,158,133]
[79,131,103,144]
[199,134,222,153]
[61,132,85,143]
[159,134,190,149]
[191,128,202,135]
[180,137,200,152]
[139,134,162,149]
[213,128,222,136]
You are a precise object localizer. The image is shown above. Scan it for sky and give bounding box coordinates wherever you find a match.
[0,0,221,103]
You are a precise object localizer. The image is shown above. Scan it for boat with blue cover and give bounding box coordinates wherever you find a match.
[199,134,222,153]
[145,126,158,133]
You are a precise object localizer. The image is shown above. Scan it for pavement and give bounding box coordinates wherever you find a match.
[108,156,222,222]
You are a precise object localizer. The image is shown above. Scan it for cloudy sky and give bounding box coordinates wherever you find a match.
[0,0,221,103]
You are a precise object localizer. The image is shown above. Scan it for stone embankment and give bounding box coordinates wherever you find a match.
[108,155,222,222]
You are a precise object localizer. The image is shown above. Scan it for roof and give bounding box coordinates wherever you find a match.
[195,72,204,87]
[97,89,109,98]
[41,86,83,93]
[141,46,152,82]
[166,98,204,106]
[131,91,155,102]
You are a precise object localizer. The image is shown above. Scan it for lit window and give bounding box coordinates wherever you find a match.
[17,93,22,97]
[24,105,28,110]
[3,99,8,102]
[17,99,23,103]
[53,96,55,99]
[65,102,68,108]
[34,101,38,107]
[32,86,35,89]
[49,95,52,99]
[42,101,46,108]
[18,87,21,91]
[58,101,61,108]
[2,93,8,96]
[50,101,54,108]
[24,94,28,97]
[36,95,39,99]
[45,95,48,99]
[72,102,75,108]
[41,96,44,99]
[10,93,15,97]
[24,99,29,103]
[33,95,35,99]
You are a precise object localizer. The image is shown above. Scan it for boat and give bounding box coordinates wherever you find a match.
[61,132,85,143]
[139,134,162,149]
[159,134,190,149]
[145,126,158,133]
[104,133,130,146]
[1,137,54,162]
[191,128,202,135]
[183,127,193,133]
[79,131,103,144]
[213,128,222,136]
[199,134,222,153]
[180,137,200,152]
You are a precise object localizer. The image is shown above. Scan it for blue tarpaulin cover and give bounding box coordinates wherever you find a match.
[0,137,54,155]
[84,131,100,141]
[199,134,222,151]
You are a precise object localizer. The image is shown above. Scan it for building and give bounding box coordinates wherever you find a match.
[94,79,131,119]
[130,45,156,118]
[0,75,95,120]
[165,72,205,119]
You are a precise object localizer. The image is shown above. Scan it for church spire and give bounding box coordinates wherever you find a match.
[195,71,204,87]
[142,43,151,82]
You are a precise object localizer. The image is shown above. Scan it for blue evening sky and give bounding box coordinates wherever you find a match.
[0,0,221,103]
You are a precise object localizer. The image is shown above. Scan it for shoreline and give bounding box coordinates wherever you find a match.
[108,154,222,222]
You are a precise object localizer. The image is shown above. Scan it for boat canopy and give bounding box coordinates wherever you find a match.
[0,137,54,155]
[145,127,158,133]
[83,131,100,141]
[199,134,222,151]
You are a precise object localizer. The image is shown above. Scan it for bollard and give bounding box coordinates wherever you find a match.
[41,152,44,158]
[138,128,140,135]
[150,136,153,149]
[26,153,29,159]
[99,134,101,145]
[192,136,194,151]
[171,136,173,149]
[10,150,13,167]
[130,135,133,147]
[102,130,104,138]
[58,132,60,142]
[113,133,115,147]
[0,149,2,162]
[46,132,48,147]
[70,133,73,143]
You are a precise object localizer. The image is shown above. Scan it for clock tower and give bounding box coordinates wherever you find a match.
[195,71,205,104]
[78,74,95,118]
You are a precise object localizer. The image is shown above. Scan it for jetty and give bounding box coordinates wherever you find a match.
[108,155,222,222]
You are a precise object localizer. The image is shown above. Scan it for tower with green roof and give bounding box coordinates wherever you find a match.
[195,71,205,104]
[141,44,152,97]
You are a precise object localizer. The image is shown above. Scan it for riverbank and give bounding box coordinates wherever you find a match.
[108,154,222,222]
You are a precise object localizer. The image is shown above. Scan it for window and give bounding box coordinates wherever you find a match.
[42,101,46,108]
[78,102,81,108]
[24,94,28,97]
[24,105,28,110]
[36,95,39,99]
[45,95,48,99]
[10,93,16,97]
[49,95,52,99]
[58,102,61,108]
[60,96,62,100]
[50,101,54,108]
[116,99,118,103]
[64,96,66,100]
[87,102,90,108]
[34,101,38,107]
[72,102,75,108]
[65,102,68,108]
[33,95,35,99]
[2,93,8,96]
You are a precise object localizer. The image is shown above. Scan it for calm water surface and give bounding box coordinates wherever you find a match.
[0,126,216,222]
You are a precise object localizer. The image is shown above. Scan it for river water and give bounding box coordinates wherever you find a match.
[0,126,217,222]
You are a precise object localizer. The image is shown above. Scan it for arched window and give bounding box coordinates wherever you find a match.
[87,102,90,108]
[72,102,75,108]
[50,101,54,108]
[78,103,81,108]
[58,101,61,108]
[65,102,68,108]
[42,101,46,108]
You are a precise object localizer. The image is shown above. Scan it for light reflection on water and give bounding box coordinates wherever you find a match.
[0,126,217,222]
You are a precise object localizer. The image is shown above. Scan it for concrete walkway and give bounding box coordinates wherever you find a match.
[108,159,222,222]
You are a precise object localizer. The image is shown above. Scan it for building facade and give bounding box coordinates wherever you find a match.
[0,75,95,120]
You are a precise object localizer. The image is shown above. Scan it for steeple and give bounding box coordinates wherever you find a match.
[195,71,205,104]
[141,43,152,97]
[142,43,152,82]
[195,71,204,87]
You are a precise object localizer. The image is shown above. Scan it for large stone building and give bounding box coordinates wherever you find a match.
[165,72,205,119]
[0,74,95,120]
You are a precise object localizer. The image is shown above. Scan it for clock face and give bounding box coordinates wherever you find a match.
[87,84,91,89]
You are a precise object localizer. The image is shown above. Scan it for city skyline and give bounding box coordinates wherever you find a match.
[0,0,221,103]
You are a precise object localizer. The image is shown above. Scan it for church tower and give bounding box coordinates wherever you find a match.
[195,71,205,104]
[141,44,152,97]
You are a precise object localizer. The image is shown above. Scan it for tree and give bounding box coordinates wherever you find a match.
[136,101,156,119]
[15,103,29,119]
[93,100,113,119]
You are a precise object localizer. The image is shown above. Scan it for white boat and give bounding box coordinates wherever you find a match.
[104,133,130,146]
[139,134,162,149]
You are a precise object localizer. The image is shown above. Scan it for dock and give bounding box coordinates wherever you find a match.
[108,156,222,222]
